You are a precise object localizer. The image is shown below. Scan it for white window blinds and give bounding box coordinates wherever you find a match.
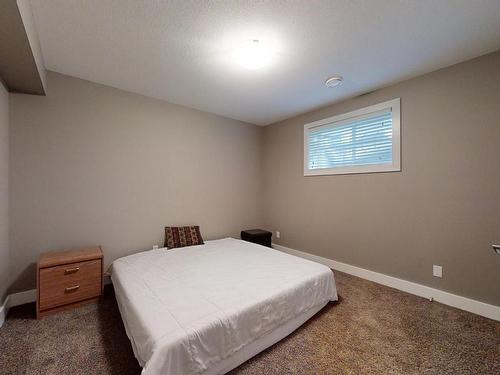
[304,98,400,176]
[308,110,393,169]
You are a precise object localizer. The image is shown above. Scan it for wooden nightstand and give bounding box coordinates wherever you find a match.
[241,229,272,248]
[37,246,103,319]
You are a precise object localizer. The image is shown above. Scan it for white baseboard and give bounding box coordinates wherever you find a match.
[2,252,498,326]
[9,289,36,307]
[0,289,36,328]
[273,243,500,321]
[0,297,8,327]
[0,279,113,328]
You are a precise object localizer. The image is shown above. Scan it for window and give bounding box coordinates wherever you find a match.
[304,98,400,176]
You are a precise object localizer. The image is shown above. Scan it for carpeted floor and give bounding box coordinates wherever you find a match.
[1,272,499,375]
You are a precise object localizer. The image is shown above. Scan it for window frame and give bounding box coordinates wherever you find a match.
[303,98,401,176]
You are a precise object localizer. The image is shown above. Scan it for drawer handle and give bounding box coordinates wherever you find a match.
[65,285,80,292]
[64,267,80,275]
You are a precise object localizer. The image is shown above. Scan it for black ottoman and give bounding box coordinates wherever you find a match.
[241,229,272,248]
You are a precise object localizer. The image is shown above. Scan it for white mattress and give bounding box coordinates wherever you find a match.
[111,238,337,375]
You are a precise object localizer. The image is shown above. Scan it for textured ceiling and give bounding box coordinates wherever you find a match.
[30,0,500,125]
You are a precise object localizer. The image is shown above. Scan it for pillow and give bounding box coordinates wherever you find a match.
[164,226,204,249]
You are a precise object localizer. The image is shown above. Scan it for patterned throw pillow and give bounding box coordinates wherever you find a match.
[164,226,204,249]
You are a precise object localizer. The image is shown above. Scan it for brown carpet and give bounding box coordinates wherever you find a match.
[1,272,498,375]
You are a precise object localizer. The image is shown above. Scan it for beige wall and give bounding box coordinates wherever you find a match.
[7,53,500,307]
[0,82,9,303]
[263,51,500,306]
[9,72,264,292]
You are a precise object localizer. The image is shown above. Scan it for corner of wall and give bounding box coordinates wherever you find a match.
[0,81,10,307]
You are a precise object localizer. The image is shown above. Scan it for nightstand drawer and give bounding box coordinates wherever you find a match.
[39,259,102,310]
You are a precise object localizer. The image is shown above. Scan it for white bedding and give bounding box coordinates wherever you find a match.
[111,238,337,375]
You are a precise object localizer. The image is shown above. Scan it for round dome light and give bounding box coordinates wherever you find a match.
[231,39,275,70]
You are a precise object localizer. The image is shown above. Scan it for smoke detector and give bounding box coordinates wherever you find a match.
[493,244,500,255]
[325,76,343,88]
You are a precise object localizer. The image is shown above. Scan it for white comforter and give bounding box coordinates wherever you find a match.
[111,238,337,375]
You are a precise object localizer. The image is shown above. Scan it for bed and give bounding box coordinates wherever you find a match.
[111,238,337,375]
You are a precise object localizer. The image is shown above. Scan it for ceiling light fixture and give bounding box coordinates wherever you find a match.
[231,39,275,70]
[325,76,343,88]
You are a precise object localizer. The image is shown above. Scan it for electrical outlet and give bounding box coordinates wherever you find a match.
[276,231,281,239]
[153,245,159,250]
[433,265,442,278]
